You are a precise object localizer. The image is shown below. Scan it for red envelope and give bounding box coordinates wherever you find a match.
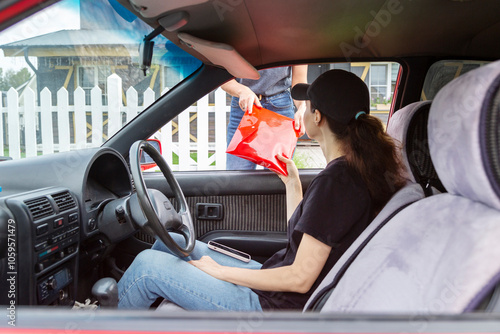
[226,106,300,176]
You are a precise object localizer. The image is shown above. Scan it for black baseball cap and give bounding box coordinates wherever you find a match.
[291,69,370,125]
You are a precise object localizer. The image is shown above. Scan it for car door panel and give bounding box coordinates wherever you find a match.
[199,231,288,264]
[126,170,319,261]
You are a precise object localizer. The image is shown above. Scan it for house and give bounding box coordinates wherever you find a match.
[0,0,199,105]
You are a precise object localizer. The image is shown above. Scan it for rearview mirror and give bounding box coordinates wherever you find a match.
[139,26,165,76]
[139,39,154,76]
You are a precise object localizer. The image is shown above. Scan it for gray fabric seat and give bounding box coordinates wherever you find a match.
[387,101,445,195]
[304,100,440,310]
[312,60,500,313]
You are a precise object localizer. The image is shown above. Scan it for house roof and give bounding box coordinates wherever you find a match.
[1,29,140,48]
[0,29,146,57]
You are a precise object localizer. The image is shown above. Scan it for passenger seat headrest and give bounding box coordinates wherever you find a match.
[387,101,445,193]
[429,60,500,210]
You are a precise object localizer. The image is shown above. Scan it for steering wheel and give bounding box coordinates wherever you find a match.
[129,140,195,257]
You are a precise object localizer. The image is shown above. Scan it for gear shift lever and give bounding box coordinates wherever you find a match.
[92,278,118,307]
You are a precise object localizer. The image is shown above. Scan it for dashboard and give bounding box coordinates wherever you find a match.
[0,147,136,305]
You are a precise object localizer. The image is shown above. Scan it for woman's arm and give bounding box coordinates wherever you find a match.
[277,155,303,222]
[190,233,331,293]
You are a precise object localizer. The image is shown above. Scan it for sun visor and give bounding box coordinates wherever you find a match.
[177,33,260,80]
[129,0,210,18]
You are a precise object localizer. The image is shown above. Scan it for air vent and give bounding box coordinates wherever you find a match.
[25,197,54,220]
[52,191,76,212]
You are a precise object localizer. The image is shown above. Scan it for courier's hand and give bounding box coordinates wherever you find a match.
[294,103,306,137]
[276,154,300,185]
[238,86,262,113]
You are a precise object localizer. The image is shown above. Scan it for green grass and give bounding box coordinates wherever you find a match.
[292,151,324,169]
[4,145,314,170]
[3,148,44,159]
[2,148,25,158]
[172,152,197,164]
[170,152,216,166]
[165,151,316,169]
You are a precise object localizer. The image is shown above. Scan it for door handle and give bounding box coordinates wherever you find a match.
[196,203,224,221]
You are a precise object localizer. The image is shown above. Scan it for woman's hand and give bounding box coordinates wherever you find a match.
[277,154,302,222]
[189,256,224,280]
[276,154,300,186]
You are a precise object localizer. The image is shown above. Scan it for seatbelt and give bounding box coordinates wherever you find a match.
[308,201,417,311]
[421,180,434,197]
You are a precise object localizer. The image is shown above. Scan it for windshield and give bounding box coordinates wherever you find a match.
[0,0,201,160]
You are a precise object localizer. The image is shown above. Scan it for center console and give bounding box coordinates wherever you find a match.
[3,188,80,306]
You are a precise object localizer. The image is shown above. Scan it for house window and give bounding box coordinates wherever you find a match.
[369,64,389,104]
[391,63,400,95]
[77,66,110,104]
[163,66,183,90]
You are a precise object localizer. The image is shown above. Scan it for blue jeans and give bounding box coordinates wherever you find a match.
[226,90,295,170]
[118,233,263,310]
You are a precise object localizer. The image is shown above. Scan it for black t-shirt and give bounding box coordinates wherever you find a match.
[252,157,372,310]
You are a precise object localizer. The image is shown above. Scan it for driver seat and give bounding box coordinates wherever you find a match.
[156,299,185,311]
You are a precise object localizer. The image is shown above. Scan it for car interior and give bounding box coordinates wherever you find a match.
[1,0,500,331]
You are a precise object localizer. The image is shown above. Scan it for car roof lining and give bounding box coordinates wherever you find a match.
[115,0,500,71]
[4,0,500,69]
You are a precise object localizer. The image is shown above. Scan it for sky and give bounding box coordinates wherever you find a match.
[0,0,81,72]
[0,0,198,77]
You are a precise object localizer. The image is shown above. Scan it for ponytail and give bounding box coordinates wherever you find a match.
[325,113,407,215]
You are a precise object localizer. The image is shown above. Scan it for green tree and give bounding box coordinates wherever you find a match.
[0,68,5,90]
[0,67,32,91]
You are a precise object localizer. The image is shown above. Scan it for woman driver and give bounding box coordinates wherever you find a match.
[117,69,406,310]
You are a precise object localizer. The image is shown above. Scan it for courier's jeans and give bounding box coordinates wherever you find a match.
[226,90,295,170]
[118,233,263,310]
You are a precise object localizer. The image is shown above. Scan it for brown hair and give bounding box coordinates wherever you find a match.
[323,111,407,215]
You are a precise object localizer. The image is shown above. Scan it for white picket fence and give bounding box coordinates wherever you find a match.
[0,74,231,170]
